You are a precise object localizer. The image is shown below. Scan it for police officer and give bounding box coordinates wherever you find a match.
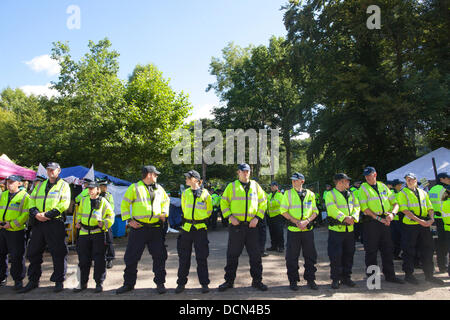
[116,165,170,294]
[20,162,71,293]
[397,173,445,285]
[359,167,404,284]
[350,181,362,243]
[209,188,220,230]
[325,173,360,289]
[281,173,319,291]
[218,163,268,292]
[322,184,332,207]
[428,172,450,272]
[0,175,30,290]
[390,179,404,260]
[440,185,450,276]
[266,181,285,253]
[175,170,212,294]
[74,181,114,293]
[75,179,92,208]
[99,179,116,269]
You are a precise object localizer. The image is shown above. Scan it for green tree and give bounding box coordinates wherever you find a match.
[122,63,192,177]
[283,0,449,182]
[208,38,309,180]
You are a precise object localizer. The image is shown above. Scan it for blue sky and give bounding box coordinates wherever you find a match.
[0,0,288,121]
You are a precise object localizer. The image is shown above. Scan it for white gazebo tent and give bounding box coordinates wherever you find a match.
[386,147,450,182]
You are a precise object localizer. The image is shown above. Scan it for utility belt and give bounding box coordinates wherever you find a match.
[133,218,162,228]
[366,213,389,223]
[360,213,388,223]
[287,220,314,229]
[414,214,431,221]
[327,216,350,226]
[80,223,103,232]
[31,216,66,226]
[397,211,431,223]
[182,217,209,225]
[230,221,251,227]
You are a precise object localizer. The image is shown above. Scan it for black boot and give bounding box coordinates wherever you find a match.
[73,283,88,293]
[218,281,234,292]
[116,284,134,294]
[17,281,39,294]
[251,281,268,291]
[54,282,64,293]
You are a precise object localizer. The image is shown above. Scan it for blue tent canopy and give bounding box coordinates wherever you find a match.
[60,166,132,186]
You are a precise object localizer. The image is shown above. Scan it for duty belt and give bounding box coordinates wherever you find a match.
[229,221,250,227]
[133,218,162,228]
[288,220,313,229]
[80,223,102,232]
[327,216,348,226]
[182,218,209,225]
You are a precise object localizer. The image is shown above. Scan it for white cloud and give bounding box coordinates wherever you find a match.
[20,83,59,98]
[24,54,60,76]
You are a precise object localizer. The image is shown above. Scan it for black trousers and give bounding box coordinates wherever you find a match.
[390,220,403,257]
[401,224,434,276]
[285,230,317,283]
[446,231,450,274]
[258,217,267,253]
[435,219,448,269]
[328,230,355,281]
[123,226,167,287]
[77,232,107,285]
[26,220,68,283]
[363,220,396,278]
[354,222,364,243]
[224,224,262,283]
[105,229,115,262]
[209,208,219,229]
[0,229,26,282]
[177,228,209,286]
[267,215,285,250]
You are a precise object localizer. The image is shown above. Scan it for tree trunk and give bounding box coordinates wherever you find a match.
[282,129,292,182]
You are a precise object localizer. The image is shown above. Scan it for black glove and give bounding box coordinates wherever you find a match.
[44,209,61,219]
[29,207,39,217]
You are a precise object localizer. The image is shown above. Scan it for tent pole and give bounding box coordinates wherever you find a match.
[432,157,438,182]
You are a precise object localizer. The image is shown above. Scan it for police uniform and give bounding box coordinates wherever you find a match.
[440,185,450,276]
[176,170,212,294]
[359,167,403,283]
[218,164,268,291]
[389,179,404,260]
[325,173,360,289]
[397,173,444,285]
[99,180,116,268]
[0,175,30,290]
[281,173,319,290]
[428,172,450,271]
[74,181,114,293]
[116,166,170,294]
[209,189,220,229]
[21,162,71,293]
[266,182,285,253]
[350,184,363,243]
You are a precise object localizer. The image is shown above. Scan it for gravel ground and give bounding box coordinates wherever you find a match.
[1,223,449,300]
